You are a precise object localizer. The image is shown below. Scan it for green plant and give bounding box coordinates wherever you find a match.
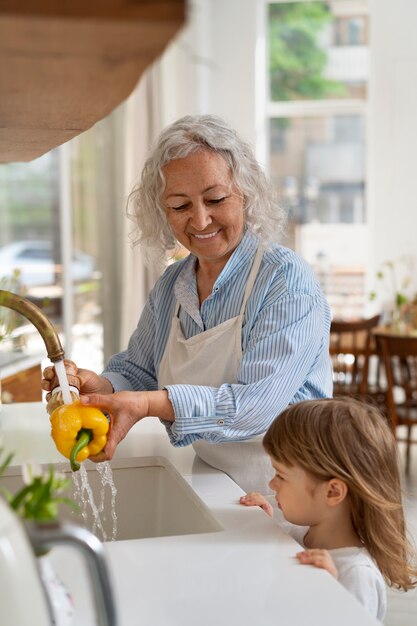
[0,269,26,342]
[0,448,77,522]
[369,256,416,312]
[269,2,346,101]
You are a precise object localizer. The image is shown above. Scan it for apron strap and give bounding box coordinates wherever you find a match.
[239,245,264,316]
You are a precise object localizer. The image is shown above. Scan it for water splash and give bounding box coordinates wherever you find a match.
[72,465,108,541]
[71,462,118,542]
[96,462,118,541]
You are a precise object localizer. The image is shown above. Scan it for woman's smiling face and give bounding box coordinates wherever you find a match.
[162,150,245,267]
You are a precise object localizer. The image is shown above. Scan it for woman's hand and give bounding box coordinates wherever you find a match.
[295,549,338,579]
[240,492,274,517]
[42,359,113,399]
[79,389,175,462]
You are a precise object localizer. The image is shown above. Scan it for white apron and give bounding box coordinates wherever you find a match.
[158,246,273,494]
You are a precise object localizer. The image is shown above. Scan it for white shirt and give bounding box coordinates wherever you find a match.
[274,510,387,622]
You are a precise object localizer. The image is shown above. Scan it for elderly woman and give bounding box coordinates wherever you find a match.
[43,114,333,493]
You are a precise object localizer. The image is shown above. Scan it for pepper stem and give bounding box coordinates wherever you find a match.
[70,429,93,472]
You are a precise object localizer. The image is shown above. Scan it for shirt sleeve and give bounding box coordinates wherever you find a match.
[101,297,159,393]
[165,286,331,445]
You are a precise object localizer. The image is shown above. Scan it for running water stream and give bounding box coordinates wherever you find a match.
[71,462,118,542]
[54,359,118,540]
[54,359,73,405]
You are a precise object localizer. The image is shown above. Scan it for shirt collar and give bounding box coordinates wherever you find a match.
[212,229,259,290]
[174,229,260,323]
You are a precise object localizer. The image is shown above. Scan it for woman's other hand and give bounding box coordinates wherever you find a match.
[295,549,338,579]
[79,389,174,462]
[240,492,274,517]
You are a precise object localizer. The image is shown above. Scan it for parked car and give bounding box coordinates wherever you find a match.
[0,240,95,288]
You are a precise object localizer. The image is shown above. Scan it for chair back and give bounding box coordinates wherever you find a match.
[375,331,417,473]
[375,333,417,429]
[330,314,381,399]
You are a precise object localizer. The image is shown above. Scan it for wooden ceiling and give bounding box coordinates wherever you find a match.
[0,1,185,163]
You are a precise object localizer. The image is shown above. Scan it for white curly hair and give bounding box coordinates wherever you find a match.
[127,114,286,267]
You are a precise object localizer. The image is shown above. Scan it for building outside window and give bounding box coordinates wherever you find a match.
[266,0,369,319]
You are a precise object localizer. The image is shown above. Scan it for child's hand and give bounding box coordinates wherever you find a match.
[240,492,274,517]
[295,549,338,579]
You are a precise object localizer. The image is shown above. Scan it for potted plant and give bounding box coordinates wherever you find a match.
[370,256,417,332]
[0,449,75,524]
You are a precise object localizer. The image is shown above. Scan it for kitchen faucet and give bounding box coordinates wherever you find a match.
[28,518,119,626]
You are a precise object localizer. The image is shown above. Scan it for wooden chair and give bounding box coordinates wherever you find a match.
[376,332,417,474]
[330,314,381,401]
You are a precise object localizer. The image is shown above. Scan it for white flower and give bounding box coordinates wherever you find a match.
[22,461,43,485]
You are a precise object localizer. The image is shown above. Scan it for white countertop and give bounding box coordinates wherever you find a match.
[0,402,381,626]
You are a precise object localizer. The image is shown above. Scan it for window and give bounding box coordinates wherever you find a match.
[0,106,127,379]
[266,0,369,319]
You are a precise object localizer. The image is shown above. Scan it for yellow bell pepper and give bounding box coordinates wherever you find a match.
[50,401,109,472]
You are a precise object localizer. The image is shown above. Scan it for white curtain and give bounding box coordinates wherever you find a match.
[119,65,165,349]
[119,3,207,349]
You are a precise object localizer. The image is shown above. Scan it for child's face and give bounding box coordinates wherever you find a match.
[268,458,328,527]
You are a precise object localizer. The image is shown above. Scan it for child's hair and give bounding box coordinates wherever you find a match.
[263,397,417,590]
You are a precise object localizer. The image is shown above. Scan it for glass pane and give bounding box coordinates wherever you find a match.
[270,114,366,227]
[0,133,108,379]
[0,153,62,374]
[269,114,367,319]
[268,1,369,102]
[70,131,104,373]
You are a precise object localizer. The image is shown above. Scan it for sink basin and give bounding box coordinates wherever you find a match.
[0,456,223,541]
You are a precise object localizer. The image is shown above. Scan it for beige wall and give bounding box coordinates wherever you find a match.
[157,0,261,149]
[367,0,417,282]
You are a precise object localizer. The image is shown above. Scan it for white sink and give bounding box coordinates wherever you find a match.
[0,456,223,541]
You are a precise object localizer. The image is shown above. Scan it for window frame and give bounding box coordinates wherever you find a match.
[261,0,369,216]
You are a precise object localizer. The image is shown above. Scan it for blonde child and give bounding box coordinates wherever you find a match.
[240,397,417,621]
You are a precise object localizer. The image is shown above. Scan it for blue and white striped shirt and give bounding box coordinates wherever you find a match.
[103,230,333,446]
